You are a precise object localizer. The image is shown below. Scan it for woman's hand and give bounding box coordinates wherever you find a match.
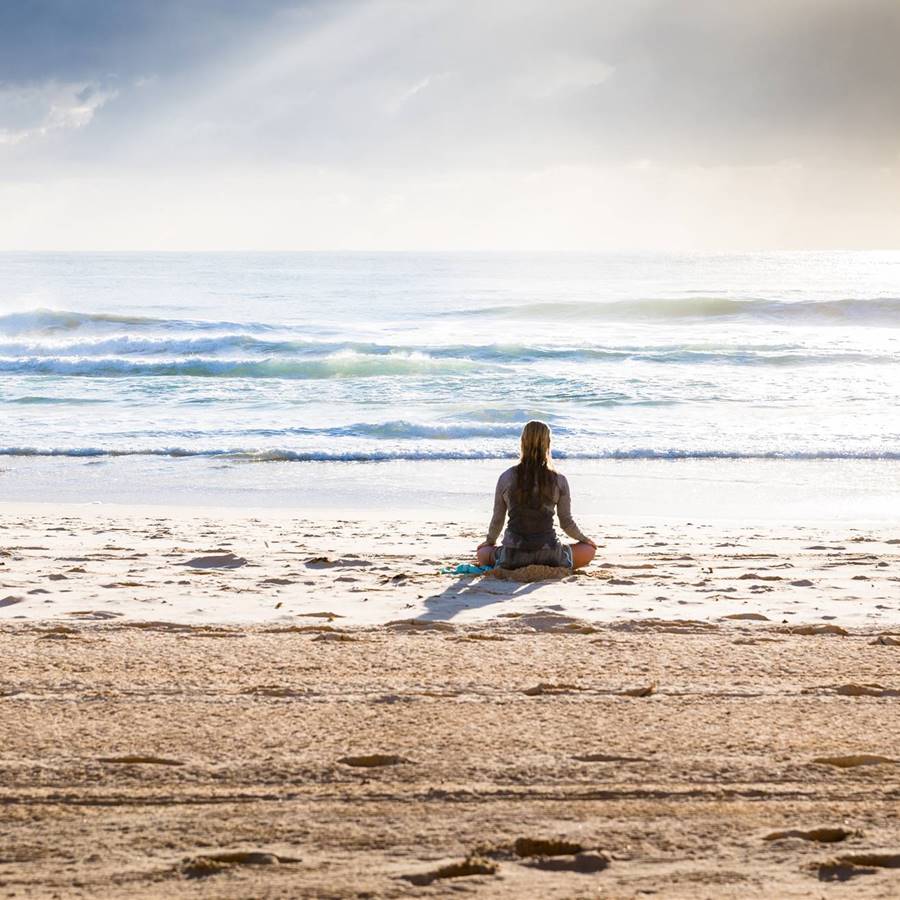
[585,537,598,548]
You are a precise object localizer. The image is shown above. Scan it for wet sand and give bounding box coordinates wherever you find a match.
[3,506,900,897]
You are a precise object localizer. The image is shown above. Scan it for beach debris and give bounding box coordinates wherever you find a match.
[764,827,854,843]
[181,552,247,569]
[181,850,300,879]
[523,682,582,696]
[338,754,410,767]
[402,857,497,885]
[812,754,896,768]
[619,682,657,697]
[98,755,185,766]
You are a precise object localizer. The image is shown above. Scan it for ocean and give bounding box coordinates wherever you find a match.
[1,251,899,517]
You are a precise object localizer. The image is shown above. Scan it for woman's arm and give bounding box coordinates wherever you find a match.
[483,473,508,545]
[557,473,591,543]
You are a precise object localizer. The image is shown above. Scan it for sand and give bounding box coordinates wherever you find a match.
[3,504,900,897]
[2,503,900,628]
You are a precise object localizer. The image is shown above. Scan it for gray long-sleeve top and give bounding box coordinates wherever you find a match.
[486,466,590,546]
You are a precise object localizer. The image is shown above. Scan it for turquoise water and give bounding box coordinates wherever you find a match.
[1,251,899,462]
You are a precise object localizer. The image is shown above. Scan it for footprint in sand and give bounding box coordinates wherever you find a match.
[67,610,124,620]
[523,682,583,696]
[764,827,854,843]
[510,840,609,872]
[181,851,300,879]
[783,624,848,636]
[99,755,184,766]
[181,553,248,569]
[522,852,609,873]
[827,683,900,697]
[338,754,411,767]
[304,556,373,569]
[0,595,24,608]
[817,854,900,882]
[812,754,896,768]
[402,858,497,885]
[573,753,649,763]
[312,633,359,643]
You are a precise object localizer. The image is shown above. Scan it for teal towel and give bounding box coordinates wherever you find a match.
[441,563,493,575]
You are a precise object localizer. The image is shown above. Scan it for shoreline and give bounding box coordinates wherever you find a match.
[4,456,900,523]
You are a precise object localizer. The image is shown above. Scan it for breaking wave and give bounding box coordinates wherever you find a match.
[3,446,900,462]
[452,296,900,325]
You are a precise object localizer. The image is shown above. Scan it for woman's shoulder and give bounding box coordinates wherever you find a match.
[497,465,518,486]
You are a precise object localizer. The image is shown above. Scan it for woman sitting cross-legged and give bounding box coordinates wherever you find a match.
[476,420,597,570]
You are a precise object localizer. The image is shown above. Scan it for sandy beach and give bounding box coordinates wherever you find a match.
[3,504,900,898]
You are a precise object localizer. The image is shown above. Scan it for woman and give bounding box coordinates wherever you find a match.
[476,420,597,570]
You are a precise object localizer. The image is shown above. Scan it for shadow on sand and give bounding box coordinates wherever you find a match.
[418,574,553,621]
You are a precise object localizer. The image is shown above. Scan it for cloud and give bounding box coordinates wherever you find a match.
[3,0,900,170]
[0,0,898,249]
[0,80,117,146]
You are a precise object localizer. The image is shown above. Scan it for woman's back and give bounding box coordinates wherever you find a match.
[477,420,596,571]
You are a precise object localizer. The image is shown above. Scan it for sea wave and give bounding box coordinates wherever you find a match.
[2,446,900,461]
[451,296,900,325]
[0,337,889,368]
[6,297,900,342]
[0,307,273,336]
[0,353,481,379]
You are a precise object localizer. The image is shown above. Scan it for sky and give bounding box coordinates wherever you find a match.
[1,0,898,251]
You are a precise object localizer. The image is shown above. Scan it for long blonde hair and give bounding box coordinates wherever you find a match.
[513,420,555,505]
